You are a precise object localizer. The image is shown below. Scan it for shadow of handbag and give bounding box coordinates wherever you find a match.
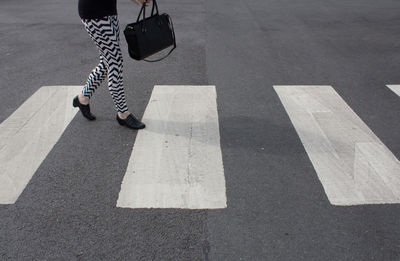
[123,0,176,62]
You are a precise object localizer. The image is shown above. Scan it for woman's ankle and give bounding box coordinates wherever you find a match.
[118,111,131,119]
[78,93,90,105]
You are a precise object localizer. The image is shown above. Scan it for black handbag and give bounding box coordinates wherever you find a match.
[123,0,176,62]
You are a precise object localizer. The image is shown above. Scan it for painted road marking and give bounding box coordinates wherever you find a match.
[117,85,227,209]
[387,85,400,96]
[274,85,400,205]
[0,86,82,204]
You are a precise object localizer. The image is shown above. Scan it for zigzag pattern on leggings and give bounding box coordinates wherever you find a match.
[81,15,128,113]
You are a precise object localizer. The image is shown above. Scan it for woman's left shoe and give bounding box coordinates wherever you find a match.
[116,113,146,129]
[72,95,96,121]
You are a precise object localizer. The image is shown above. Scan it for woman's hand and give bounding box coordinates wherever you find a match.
[131,0,151,6]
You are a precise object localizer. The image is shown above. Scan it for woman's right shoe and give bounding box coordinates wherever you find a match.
[72,95,96,121]
[116,113,145,129]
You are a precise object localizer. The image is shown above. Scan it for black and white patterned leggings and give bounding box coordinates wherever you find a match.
[81,15,128,113]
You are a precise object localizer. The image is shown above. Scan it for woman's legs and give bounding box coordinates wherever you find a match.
[81,56,107,100]
[81,15,129,115]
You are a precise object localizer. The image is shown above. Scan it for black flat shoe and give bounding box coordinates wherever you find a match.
[72,95,96,121]
[116,113,145,129]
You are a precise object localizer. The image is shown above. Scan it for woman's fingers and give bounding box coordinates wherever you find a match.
[131,0,151,7]
[140,0,151,6]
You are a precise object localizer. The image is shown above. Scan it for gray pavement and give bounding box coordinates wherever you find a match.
[0,0,399,260]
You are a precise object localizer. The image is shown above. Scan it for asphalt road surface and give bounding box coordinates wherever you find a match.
[1,0,399,260]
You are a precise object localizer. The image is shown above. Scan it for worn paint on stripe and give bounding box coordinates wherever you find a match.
[0,86,82,204]
[387,85,400,96]
[274,85,400,205]
[117,85,227,209]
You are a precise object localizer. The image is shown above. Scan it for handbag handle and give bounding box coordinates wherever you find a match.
[136,3,146,32]
[136,0,160,25]
[150,0,159,17]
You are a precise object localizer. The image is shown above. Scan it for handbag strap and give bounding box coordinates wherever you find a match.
[136,0,159,23]
[151,0,159,16]
[136,3,145,22]
[143,14,176,62]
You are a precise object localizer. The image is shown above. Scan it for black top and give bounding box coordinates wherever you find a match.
[78,0,117,19]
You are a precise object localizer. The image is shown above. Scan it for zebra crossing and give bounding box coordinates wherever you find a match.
[0,84,398,207]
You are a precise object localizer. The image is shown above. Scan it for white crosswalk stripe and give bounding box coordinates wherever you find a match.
[0,86,81,204]
[274,85,400,205]
[386,85,400,96]
[117,85,227,209]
